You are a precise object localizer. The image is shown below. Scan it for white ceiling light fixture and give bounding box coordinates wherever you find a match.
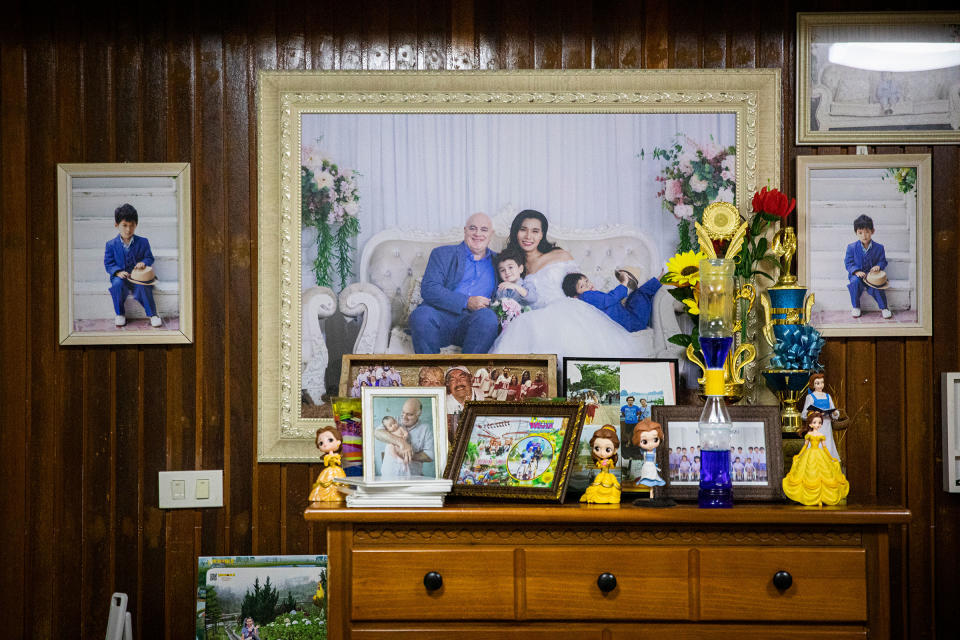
[828,42,960,72]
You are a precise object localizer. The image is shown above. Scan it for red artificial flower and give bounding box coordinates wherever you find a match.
[751,186,796,219]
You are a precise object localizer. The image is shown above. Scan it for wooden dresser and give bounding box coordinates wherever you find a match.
[304,502,910,639]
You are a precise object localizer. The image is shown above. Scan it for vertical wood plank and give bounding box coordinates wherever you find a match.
[224,5,255,559]
[559,0,589,70]
[670,2,700,69]
[0,10,28,639]
[362,0,391,70]
[643,0,669,69]
[338,3,362,69]
[532,0,561,69]
[475,0,500,70]
[613,2,643,69]
[389,0,417,70]
[498,0,532,69]
[419,0,449,70]
[54,8,86,635]
[449,0,475,70]
[195,11,228,558]
[874,341,905,503]
[305,2,336,70]
[844,340,877,500]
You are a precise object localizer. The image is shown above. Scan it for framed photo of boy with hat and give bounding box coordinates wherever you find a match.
[57,163,194,345]
[797,154,932,337]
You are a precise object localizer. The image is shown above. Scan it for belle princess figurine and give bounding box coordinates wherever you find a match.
[782,411,850,507]
[580,425,621,504]
[308,425,347,503]
[631,420,676,507]
[800,372,841,461]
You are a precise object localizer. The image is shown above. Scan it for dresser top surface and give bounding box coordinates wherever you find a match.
[305,500,910,526]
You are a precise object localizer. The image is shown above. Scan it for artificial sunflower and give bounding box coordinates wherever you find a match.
[663,250,708,287]
[682,286,701,315]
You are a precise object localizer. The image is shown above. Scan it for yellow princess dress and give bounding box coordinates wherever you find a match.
[309,453,346,503]
[782,433,849,506]
[580,458,621,504]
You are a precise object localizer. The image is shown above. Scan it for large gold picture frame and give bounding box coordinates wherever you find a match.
[257,70,781,463]
[797,11,960,145]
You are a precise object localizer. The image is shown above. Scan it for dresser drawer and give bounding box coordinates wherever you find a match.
[699,547,867,622]
[351,548,515,620]
[523,546,691,619]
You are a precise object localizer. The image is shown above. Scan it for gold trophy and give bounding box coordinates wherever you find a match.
[687,203,756,402]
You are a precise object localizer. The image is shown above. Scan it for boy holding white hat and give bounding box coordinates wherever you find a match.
[844,214,892,320]
[104,203,162,327]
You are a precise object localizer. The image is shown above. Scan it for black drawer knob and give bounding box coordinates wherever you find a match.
[597,572,617,593]
[773,570,793,591]
[423,571,443,591]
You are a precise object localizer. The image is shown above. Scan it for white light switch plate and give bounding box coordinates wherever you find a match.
[158,470,223,508]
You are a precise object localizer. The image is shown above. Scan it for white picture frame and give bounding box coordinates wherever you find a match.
[942,373,960,493]
[797,154,932,337]
[360,386,447,484]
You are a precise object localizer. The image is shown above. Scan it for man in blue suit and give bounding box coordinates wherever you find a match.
[409,212,499,353]
[844,214,891,319]
[104,203,161,327]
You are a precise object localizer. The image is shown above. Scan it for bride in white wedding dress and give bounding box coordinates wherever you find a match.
[490,210,644,361]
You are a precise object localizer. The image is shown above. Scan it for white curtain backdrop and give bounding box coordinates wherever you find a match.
[301,112,736,286]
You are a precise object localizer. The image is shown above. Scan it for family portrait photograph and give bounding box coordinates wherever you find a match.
[58,163,193,345]
[257,70,781,461]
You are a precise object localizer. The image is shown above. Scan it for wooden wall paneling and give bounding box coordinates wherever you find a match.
[588,1,616,70]
[844,340,877,501]
[475,0,500,70]
[305,1,336,70]
[612,2,643,69]
[532,0,561,69]
[363,0,392,70]
[283,464,313,555]
[419,0,449,70]
[163,6,199,637]
[727,0,756,69]
[700,3,724,69]
[250,0,281,559]
[224,9,255,559]
[196,12,228,558]
[53,6,85,638]
[643,0,669,69]
[670,1,700,69]
[498,0,532,70]
[276,0,306,71]
[929,144,960,640]
[559,0,589,70]
[449,0,475,69]
[904,339,933,639]
[0,15,28,640]
[874,341,905,503]
[389,1,417,70]
[338,3,362,70]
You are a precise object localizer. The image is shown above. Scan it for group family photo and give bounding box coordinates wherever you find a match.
[299,111,738,416]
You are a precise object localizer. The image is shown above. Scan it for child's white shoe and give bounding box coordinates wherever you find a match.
[115,315,127,326]
[150,315,163,327]
[881,308,892,319]
[851,308,861,318]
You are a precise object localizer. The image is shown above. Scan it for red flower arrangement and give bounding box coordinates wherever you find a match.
[734,186,795,281]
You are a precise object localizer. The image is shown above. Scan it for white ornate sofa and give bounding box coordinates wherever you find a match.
[334,213,685,361]
[812,63,960,131]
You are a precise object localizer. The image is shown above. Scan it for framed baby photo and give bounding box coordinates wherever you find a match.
[57,163,194,345]
[562,357,678,494]
[796,154,932,337]
[360,386,447,484]
[651,405,783,501]
[445,400,586,502]
[257,69,781,463]
[797,12,960,145]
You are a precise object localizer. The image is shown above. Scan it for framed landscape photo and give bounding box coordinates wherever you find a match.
[57,163,193,345]
[797,11,960,145]
[651,405,782,501]
[445,400,585,502]
[360,386,447,484]
[797,154,932,337]
[562,357,678,494]
[257,69,781,462]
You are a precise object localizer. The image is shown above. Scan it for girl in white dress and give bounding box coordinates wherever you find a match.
[490,210,647,362]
